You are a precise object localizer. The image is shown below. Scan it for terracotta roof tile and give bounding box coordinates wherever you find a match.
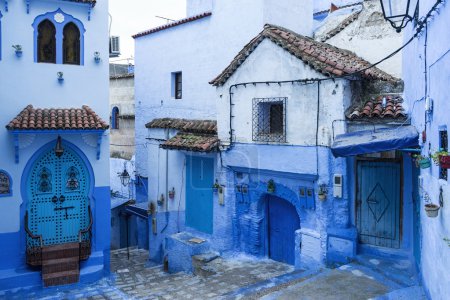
[346,95,406,121]
[161,132,219,152]
[319,11,361,42]
[146,118,217,134]
[133,12,212,39]
[210,24,399,86]
[6,105,109,131]
[68,0,96,6]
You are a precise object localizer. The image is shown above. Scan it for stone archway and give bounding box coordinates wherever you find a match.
[235,180,304,265]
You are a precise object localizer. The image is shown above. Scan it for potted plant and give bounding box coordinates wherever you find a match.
[212,180,220,193]
[94,51,101,63]
[318,184,327,201]
[168,187,175,199]
[423,193,440,218]
[431,150,449,168]
[267,179,275,193]
[12,45,22,57]
[57,71,64,83]
[413,154,431,169]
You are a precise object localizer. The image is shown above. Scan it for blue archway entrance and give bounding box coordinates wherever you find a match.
[266,195,300,265]
[26,142,90,246]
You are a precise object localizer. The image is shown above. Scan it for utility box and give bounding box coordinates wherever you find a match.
[333,174,343,198]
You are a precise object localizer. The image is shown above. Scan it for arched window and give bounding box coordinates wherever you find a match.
[37,19,56,63]
[63,22,80,65]
[112,107,119,129]
[0,170,12,197]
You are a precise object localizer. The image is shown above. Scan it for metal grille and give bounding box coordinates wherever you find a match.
[252,97,287,143]
[440,130,448,180]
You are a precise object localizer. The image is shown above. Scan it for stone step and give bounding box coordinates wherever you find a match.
[42,242,79,260]
[42,269,80,287]
[42,257,79,275]
[192,252,220,277]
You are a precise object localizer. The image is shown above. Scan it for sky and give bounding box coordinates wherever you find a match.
[109,0,187,64]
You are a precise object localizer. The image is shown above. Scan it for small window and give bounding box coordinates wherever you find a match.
[63,22,81,65]
[112,107,120,129]
[0,170,12,197]
[252,97,286,143]
[37,20,56,63]
[172,72,182,99]
[439,129,448,180]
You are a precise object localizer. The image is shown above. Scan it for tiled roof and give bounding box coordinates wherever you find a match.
[318,11,361,42]
[68,0,96,6]
[161,132,219,152]
[6,105,109,130]
[314,2,363,16]
[210,24,399,86]
[146,118,217,134]
[110,73,134,80]
[132,12,212,39]
[346,95,406,120]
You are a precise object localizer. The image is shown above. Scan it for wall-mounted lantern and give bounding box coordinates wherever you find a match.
[12,45,22,57]
[118,168,130,187]
[55,136,64,157]
[379,0,419,32]
[94,51,101,63]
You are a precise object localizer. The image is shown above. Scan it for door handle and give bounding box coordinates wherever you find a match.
[52,196,58,204]
[59,195,65,203]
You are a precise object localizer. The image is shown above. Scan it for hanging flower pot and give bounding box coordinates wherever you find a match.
[418,158,431,169]
[168,188,175,199]
[439,155,450,169]
[212,179,220,194]
[424,203,440,218]
[267,179,275,193]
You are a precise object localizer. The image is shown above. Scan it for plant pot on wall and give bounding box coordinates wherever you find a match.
[418,158,431,169]
[424,203,440,218]
[439,155,450,169]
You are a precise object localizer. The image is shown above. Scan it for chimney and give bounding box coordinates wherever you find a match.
[186,0,213,17]
[263,0,313,37]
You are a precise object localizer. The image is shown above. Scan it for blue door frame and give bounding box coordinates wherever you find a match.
[267,195,300,265]
[186,156,214,234]
[356,159,402,248]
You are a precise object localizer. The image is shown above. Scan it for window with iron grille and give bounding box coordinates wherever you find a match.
[439,129,448,180]
[252,97,286,143]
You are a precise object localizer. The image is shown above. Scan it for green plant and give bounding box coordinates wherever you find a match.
[444,237,450,247]
[212,179,220,189]
[12,45,22,51]
[412,154,429,168]
[431,150,449,165]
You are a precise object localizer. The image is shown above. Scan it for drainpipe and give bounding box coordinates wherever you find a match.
[165,129,169,212]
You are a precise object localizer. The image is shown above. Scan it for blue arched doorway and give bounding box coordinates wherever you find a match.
[266,194,300,265]
[26,140,91,247]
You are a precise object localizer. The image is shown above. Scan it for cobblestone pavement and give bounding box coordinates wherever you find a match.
[2,248,294,300]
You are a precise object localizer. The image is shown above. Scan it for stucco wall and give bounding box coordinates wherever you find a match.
[315,0,403,78]
[110,76,135,160]
[403,0,450,298]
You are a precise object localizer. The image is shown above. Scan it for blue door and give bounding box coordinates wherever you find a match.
[357,161,401,248]
[412,163,421,267]
[267,195,300,265]
[186,156,214,234]
[27,143,90,246]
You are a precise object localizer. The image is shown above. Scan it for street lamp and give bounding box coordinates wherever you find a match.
[119,168,130,186]
[379,0,419,32]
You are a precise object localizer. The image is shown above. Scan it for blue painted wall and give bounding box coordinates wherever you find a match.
[0,0,110,291]
[403,0,450,298]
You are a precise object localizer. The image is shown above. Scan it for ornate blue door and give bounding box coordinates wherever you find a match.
[267,195,300,265]
[27,144,90,246]
[357,161,401,248]
[186,156,214,234]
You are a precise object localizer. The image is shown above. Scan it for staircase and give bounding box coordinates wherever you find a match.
[41,242,80,287]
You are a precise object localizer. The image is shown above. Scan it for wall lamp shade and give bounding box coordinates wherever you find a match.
[119,169,130,186]
[380,0,419,32]
[55,136,64,157]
